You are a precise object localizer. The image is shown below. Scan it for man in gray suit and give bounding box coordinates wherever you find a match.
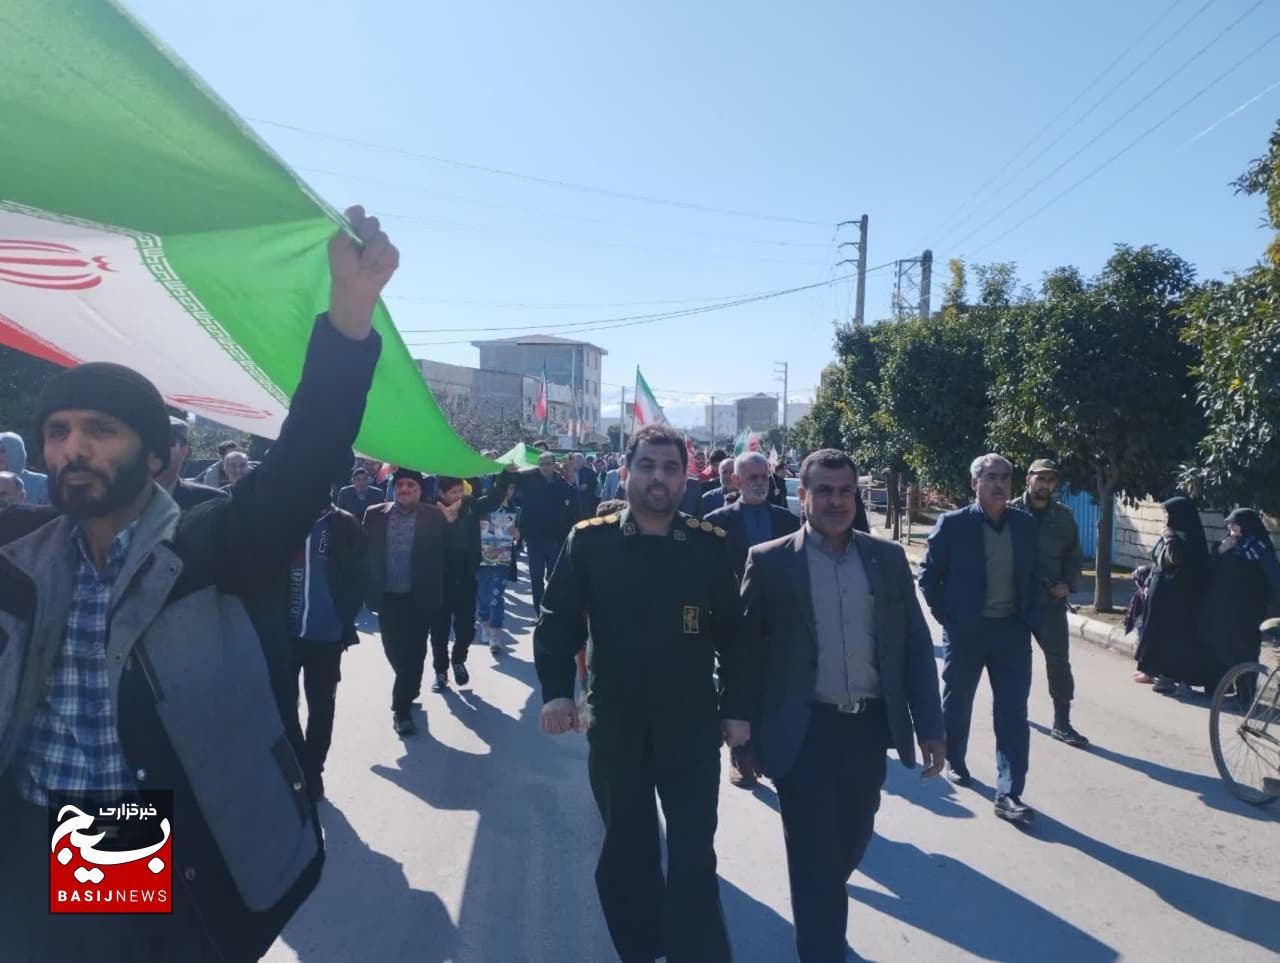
[742,449,944,962]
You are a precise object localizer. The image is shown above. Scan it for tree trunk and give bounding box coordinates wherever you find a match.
[888,468,902,540]
[1094,481,1116,613]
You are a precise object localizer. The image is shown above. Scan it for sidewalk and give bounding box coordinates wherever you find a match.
[866,509,1140,659]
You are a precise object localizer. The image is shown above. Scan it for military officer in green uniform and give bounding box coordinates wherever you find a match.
[535,424,752,963]
[1011,458,1088,747]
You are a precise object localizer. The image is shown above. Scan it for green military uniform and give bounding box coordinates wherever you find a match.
[1011,491,1084,711]
[534,506,750,963]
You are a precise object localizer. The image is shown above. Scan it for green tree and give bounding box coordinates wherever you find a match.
[835,322,913,535]
[1180,121,1280,512]
[990,246,1201,611]
[789,361,848,455]
[877,309,992,504]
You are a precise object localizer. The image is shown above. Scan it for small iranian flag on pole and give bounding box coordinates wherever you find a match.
[632,366,667,427]
[0,0,496,477]
[535,366,549,435]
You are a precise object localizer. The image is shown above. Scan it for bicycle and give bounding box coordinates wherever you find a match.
[1209,617,1280,805]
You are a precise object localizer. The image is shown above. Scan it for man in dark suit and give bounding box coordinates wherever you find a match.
[742,448,944,962]
[362,468,454,735]
[337,465,385,518]
[706,450,800,789]
[918,452,1041,824]
[699,456,737,516]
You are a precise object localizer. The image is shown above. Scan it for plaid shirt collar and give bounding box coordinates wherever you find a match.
[70,520,137,581]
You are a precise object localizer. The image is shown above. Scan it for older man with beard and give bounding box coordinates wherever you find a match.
[0,206,397,962]
[535,424,754,963]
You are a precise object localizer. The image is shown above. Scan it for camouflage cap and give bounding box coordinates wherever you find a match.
[1028,458,1060,475]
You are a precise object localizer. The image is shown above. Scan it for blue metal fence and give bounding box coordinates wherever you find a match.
[1058,487,1114,560]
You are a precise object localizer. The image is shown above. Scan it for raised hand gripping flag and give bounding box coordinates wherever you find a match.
[0,0,497,477]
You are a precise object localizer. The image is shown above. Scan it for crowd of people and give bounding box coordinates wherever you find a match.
[1,212,1276,963]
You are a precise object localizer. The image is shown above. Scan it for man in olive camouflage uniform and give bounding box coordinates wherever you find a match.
[1012,458,1088,748]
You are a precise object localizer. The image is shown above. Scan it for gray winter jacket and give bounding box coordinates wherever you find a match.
[0,317,380,961]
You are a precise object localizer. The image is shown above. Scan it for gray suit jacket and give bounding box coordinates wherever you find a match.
[742,527,944,780]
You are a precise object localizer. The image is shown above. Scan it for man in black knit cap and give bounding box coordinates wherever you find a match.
[0,206,397,962]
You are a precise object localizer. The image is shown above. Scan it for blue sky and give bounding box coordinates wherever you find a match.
[128,0,1280,426]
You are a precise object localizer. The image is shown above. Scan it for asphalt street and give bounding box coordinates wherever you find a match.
[265,569,1279,963]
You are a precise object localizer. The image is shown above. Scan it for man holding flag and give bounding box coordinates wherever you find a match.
[0,208,397,961]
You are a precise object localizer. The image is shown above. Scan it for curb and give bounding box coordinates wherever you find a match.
[1067,611,1137,659]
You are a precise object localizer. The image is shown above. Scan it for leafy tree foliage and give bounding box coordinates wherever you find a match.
[990,246,1201,610]
[1181,120,1280,513]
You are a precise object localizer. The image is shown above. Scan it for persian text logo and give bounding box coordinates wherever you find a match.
[48,791,174,914]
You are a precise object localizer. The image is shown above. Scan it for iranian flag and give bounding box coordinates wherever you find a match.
[534,366,549,435]
[632,366,667,428]
[0,0,496,476]
[733,427,762,456]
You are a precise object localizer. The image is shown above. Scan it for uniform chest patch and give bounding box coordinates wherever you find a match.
[682,605,701,634]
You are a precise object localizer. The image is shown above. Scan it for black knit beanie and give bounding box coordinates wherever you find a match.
[392,467,424,489]
[34,363,171,471]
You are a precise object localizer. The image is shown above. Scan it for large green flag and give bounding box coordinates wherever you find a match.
[0,0,497,476]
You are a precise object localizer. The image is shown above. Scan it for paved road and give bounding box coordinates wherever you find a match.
[266,569,1279,963]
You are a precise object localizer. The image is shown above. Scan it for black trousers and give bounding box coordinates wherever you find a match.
[430,566,477,671]
[378,592,434,714]
[285,639,343,789]
[775,703,890,963]
[588,737,730,963]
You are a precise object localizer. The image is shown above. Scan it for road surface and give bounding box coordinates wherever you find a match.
[265,570,1279,962]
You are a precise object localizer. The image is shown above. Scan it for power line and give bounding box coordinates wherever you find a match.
[399,262,899,344]
[949,0,1269,253]
[965,27,1280,257]
[248,116,833,227]
[385,285,823,311]
[298,165,831,249]
[932,0,1207,243]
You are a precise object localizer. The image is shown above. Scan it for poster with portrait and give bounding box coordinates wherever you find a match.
[480,508,520,566]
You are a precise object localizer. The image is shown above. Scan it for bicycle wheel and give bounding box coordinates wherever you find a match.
[1210,662,1279,806]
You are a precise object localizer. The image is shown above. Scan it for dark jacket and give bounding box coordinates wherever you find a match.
[534,508,751,764]
[336,484,385,519]
[293,506,367,647]
[0,317,380,962]
[742,528,943,779]
[362,500,448,610]
[918,502,1042,637]
[443,472,515,573]
[169,476,227,512]
[704,499,800,581]
[510,470,578,542]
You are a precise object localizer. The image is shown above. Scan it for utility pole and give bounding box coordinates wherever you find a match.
[774,362,789,432]
[919,248,932,321]
[835,214,869,326]
[855,214,868,326]
[709,395,716,448]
